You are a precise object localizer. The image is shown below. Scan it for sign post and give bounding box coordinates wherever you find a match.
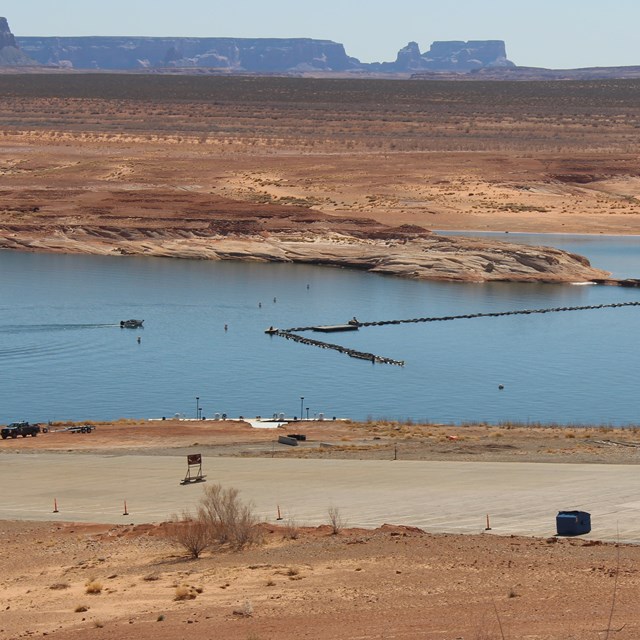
[180,453,206,485]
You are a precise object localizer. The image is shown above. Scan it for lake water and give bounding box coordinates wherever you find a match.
[1,234,640,426]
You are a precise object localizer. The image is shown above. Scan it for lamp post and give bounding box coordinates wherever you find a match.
[306,407,309,420]
[196,396,200,420]
[300,396,304,421]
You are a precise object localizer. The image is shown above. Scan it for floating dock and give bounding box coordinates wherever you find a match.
[311,324,359,333]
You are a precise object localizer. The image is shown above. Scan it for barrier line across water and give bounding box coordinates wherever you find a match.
[270,301,640,366]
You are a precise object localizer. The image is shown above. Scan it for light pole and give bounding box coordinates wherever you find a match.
[300,396,304,421]
[196,396,200,420]
[306,407,309,420]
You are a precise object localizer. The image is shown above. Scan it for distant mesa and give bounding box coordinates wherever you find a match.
[0,17,36,66]
[5,16,635,80]
[374,40,515,72]
[0,15,514,74]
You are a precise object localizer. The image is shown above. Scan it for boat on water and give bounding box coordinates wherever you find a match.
[265,326,279,334]
[120,319,144,328]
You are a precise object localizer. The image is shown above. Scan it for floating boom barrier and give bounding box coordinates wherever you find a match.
[268,301,640,366]
[270,329,405,366]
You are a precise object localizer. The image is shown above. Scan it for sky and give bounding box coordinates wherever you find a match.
[2,0,639,69]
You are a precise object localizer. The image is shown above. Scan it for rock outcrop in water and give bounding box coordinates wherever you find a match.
[0,190,608,284]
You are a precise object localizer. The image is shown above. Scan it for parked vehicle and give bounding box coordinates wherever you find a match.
[1,422,41,439]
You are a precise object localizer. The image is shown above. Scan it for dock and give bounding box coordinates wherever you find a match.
[311,324,359,333]
[265,301,640,367]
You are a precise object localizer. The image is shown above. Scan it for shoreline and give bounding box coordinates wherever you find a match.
[0,231,612,285]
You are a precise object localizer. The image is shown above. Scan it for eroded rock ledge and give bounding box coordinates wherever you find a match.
[0,229,609,283]
[0,189,608,283]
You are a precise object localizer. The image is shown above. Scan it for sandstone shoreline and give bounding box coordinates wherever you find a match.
[0,228,609,284]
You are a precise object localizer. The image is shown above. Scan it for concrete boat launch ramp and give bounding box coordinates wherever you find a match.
[3,454,640,542]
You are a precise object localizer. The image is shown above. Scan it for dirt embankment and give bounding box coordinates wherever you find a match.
[4,418,640,465]
[1,514,638,640]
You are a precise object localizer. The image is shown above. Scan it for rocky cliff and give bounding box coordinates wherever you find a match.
[370,40,514,72]
[17,35,360,72]
[8,13,512,73]
[0,17,36,66]
[17,34,513,72]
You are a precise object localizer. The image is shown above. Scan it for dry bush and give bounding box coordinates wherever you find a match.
[167,510,210,559]
[165,484,261,556]
[85,580,102,594]
[174,585,197,601]
[328,506,345,535]
[198,483,261,550]
[283,518,300,540]
[74,604,89,613]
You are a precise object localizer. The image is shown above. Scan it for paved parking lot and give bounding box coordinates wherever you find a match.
[3,453,640,541]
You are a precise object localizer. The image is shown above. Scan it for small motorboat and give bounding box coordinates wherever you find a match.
[120,319,144,328]
[264,326,279,335]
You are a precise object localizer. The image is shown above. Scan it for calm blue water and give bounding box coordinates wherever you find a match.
[1,235,640,425]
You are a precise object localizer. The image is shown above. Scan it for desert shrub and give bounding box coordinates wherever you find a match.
[283,518,300,540]
[174,585,197,601]
[85,580,102,594]
[165,484,261,556]
[167,510,210,559]
[327,506,345,535]
[198,483,261,550]
[74,604,89,613]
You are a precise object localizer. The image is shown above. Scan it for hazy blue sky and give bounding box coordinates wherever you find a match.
[3,0,638,69]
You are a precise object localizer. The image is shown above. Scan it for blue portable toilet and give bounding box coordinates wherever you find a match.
[556,510,591,536]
